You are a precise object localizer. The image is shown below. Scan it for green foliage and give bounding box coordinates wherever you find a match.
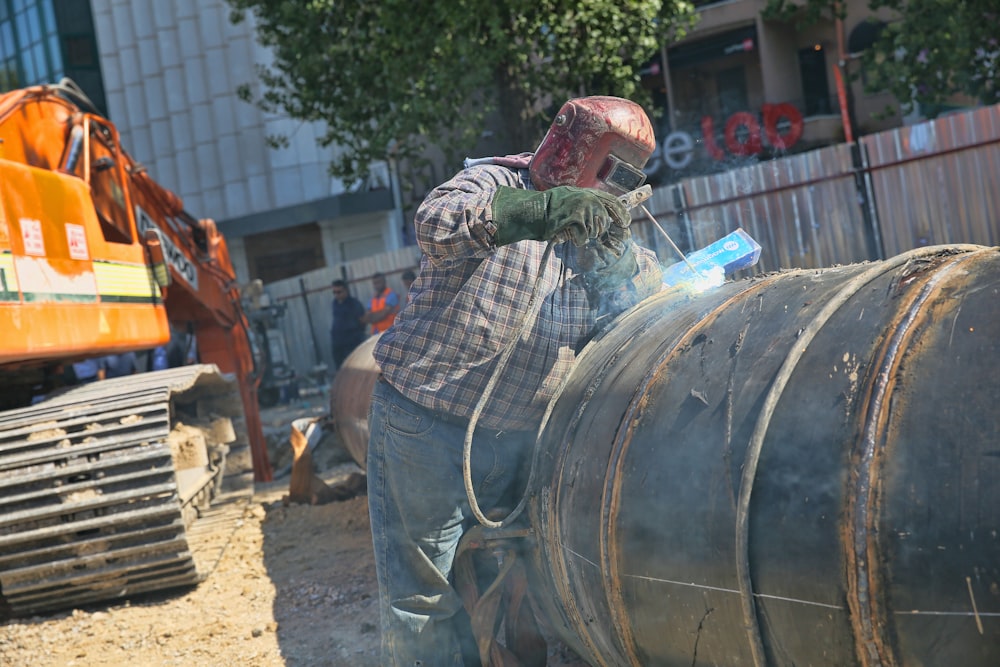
[225,0,698,185]
[761,0,999,119]
[862,0,999,117]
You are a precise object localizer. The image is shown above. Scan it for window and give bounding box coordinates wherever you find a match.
[716,67,749,118]
[799,47,832,116]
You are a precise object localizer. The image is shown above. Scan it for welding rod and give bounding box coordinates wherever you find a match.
[639,204,706,278]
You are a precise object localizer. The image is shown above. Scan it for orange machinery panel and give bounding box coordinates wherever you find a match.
[0,158,168,365]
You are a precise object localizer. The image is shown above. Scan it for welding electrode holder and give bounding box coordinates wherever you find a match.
[552,183,652,246]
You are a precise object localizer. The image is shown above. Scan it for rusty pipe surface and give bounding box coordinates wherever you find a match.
[329,335,380,470]
[526,244,1000,666]
[326,246,1000,665]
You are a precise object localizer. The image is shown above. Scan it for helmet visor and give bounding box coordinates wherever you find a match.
[599,154,647,194]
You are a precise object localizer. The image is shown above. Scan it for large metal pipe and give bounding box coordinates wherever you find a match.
[329,334,380,469]
[326,245,1000,665]
[526,244,1000,666]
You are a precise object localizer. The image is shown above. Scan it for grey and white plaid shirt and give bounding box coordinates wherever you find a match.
[374,163,662,432]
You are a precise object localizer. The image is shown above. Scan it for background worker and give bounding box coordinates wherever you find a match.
[330,278,367,371]
[362,272,400,335]
[97,351,138,380]
[70,358,101,384]
[367,96,663,665]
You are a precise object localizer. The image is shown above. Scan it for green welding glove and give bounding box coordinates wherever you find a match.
[490,185,629,247]
[574,225,641,325]
[577,235,639,292]
[576,224,631,271]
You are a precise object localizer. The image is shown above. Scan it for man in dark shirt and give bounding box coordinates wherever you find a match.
[98,352,138,379]
[330,279,367,370]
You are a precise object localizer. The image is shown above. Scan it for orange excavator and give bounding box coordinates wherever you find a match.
[0,80,272,618]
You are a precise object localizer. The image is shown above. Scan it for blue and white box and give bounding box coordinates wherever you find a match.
[661,228,762,289]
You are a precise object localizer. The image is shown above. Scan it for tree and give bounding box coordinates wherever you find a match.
[225,0,698,186]
[763,0,1000,118]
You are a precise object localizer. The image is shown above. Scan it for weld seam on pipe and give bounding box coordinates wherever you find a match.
[733,244,982,667]
[849,248,988,667]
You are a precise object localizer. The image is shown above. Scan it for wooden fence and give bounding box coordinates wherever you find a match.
[266,102,1000,379]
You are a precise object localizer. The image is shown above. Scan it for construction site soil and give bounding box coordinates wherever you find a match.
[0,397,379,667]
[0,394,586,667]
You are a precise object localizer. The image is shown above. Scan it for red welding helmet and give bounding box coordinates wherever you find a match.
[529,96,655,195]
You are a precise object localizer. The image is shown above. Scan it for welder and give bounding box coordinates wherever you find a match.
[367,96,663,666]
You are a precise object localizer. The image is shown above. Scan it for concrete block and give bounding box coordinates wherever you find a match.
[138,37,161,78]
[201,187,225,217]
[152,154,179,194]
[191,102,214,144]
[195,142,222,190]
[272,167,306,208]
[211,97,236,137]
[105,89,126,123]
[130,125,154,165]
[123,82,148,127]
[233,92,261,131]
[92,7,116,58]
[183,56,208,105]
[247,174,272,213]
[158,28,181,69]
[240,134,269,177]
[224,180,250,219]
[150,118,173,161]
[298,164,328,203]
[168,112,194,151]
[101,57,123,95]
[198,5,224,50]
[142,75,167,121]
[224,39,253,86]
[217,134,241,173]
[112,6,135,52]
[130,1,154,40]
[205,47,228,93]
[183,192,204,216]
[293,125,320,165]
[174,0,198,21]
[152,0,175,31]
[163,66,188,114]
[120,46,140,86]
[176,147,198,195]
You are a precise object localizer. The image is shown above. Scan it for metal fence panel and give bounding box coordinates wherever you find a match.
[673,143,874,272]
[862,104,1000,257]
[265,246,422,378]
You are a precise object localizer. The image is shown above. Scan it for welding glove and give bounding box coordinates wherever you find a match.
[490,185,629,247]
[575,225,640,326]
[576,225,637,283]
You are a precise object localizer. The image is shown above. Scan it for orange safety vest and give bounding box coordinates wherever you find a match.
[370,288,397,334]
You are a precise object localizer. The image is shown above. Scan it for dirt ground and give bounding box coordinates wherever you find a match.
[0,397,381,667]
[0,394,585,667]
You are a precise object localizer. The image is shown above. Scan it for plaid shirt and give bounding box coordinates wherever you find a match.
[374,163,662,432]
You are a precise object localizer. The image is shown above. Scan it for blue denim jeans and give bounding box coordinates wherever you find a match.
[367,377,535,666]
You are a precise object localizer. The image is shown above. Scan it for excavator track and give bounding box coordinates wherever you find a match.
[0,365,255,619]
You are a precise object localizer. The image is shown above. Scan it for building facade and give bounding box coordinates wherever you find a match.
[0,0,401,285]
[642,0,905,184]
